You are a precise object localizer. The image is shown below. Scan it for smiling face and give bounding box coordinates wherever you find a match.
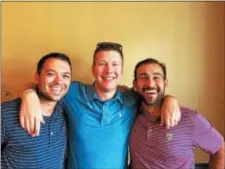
[134,63,168,106]
[92,50,123,95]
[36,58,71,102]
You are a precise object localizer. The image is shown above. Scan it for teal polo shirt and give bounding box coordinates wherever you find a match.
[61,81,138,169]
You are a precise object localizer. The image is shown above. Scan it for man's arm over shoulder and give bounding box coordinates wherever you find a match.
[19,80,82,136]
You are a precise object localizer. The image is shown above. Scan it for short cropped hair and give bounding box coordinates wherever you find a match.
[134,57,167,80]
[37,52,72,75]
[93,42,123,65]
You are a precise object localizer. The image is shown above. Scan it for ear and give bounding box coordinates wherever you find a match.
[34,72,40,85]
[91,64,95,77]
[132,80,137,92]
[121,64,124,75]
[164,79,168,88]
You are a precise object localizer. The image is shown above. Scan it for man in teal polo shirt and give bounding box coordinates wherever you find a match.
[19,42,180,169]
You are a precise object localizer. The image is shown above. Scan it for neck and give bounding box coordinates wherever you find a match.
[39,98,57,117]
[94,83,117,101]
[141,102,161,117]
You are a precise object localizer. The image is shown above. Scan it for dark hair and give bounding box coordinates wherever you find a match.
[37,52,72,75]
[134,57,167,80]
[93,42,124,65]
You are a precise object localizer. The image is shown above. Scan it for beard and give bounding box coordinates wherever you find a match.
[37,87,59,102]
[141,86,165,106]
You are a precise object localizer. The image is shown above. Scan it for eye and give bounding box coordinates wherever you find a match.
[62,74,71,79]
[98,62,106,66]
[139,75,148,81]
[46,72,55,77]
[153,75,163,81]
[112,63,120,67]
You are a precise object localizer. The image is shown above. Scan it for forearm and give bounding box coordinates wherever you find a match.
[19,83,44,136]
[209,142,225,169]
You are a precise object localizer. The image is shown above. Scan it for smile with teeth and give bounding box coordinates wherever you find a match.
[50,86,63,95]
[144,90,157,95]
[103,76,115,81]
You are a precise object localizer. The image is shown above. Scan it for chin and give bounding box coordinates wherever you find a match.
[103,85,116,90]
[104,87,117,93]
[49,95,64,101]
[145,99,156,105]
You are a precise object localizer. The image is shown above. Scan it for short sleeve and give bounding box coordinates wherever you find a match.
[193,113,223,154]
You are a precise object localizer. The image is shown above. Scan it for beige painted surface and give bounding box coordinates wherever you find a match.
[2,2,224,162]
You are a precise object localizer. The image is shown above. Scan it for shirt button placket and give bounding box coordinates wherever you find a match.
[49,121,55,146]
[101,103,107,125]
[147,127,153,141]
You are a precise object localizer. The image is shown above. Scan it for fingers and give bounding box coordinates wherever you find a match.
[33,117,41,137]
[165,116,171,129]
[29,116,35,136]
[161,113,172,129]
[20,110,35,136]
[177,110,181,122]
[24,118,31,135]
[40,115,45,124]
[169,116,174,128]
[168,111,180,128]
[173,119,178,126]
[173,111,180,126]
[32,115,45,137]
[160,111,180,129]
[160,115,165,126]
[20,112,25,129]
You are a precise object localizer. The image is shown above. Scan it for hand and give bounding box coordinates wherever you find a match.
[160,95,181,129]
[19,89,45,137]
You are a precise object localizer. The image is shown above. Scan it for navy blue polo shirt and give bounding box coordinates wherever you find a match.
[62,81,139,169]
[1,98,67,169]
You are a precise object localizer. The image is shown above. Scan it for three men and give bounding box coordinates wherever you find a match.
[19,42,180,169]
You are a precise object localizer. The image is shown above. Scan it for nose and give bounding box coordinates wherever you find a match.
[146,77,155,87]
[105,64,113,73]
[54,75,63,84]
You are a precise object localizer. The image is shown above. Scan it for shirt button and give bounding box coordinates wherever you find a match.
[50,132,54,136]
[119,112,122,118]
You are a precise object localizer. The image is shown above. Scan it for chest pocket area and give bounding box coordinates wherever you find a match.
[78,99,135,127]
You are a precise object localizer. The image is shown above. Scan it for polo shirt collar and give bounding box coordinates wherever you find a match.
[141,103,161,123]
[36,87,61,121]
[42,101,63,123]
[87,82,123,104]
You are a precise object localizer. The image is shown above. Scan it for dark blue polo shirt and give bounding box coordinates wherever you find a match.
[1,98,67,169]
[62,81,139,169]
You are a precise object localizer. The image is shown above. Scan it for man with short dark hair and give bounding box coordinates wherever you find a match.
[1,52,72,169]
[130,58,224,169]
[20,43,181,169]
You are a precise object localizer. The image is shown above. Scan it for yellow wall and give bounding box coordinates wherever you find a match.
[2,2,224,162]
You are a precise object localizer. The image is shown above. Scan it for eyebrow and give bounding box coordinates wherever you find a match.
[45,69,71,74]
[138,72,163,77]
